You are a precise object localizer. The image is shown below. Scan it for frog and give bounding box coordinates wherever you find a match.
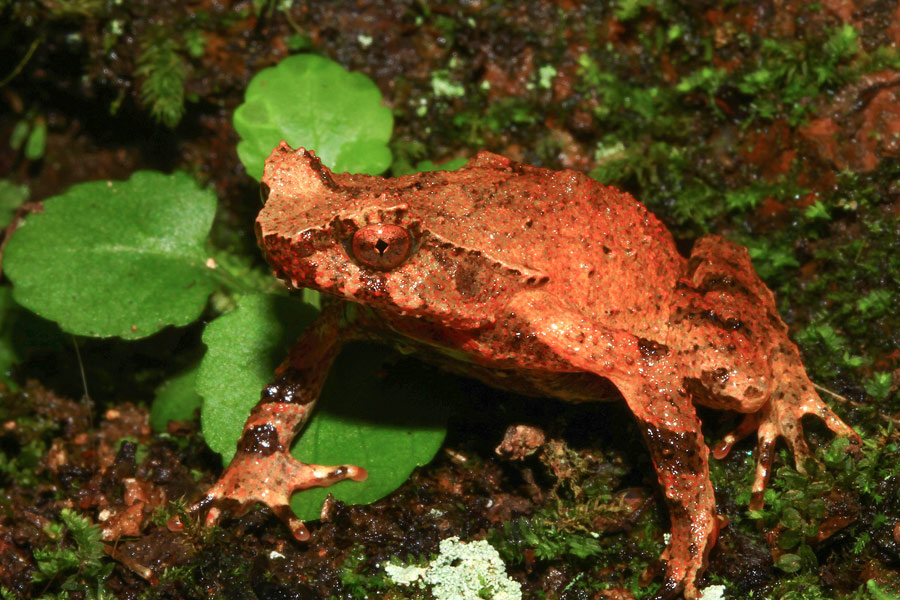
[187,142,859,599]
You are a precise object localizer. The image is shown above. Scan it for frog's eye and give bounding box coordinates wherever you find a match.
[351,224,411,271]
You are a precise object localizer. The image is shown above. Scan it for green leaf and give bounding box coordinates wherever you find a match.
[864,372,893,401]
[0,180,28,229]
[775,553,802,573]
[151,363,202,432]
[9,120,29,151]
[199,293,451,521]
[4,171,217,339]
[233,54,393,180]
[414,157,469,172]
[780,507,804,530]
[24,118,46,161]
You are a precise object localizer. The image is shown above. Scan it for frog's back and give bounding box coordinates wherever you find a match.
[398,152,686,332]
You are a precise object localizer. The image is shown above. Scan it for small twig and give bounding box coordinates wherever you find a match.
[813,381,900,430]
[0,36,42,88]
[71,335,92,405]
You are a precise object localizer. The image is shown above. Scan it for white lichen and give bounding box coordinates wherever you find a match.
[699,584,727,600]
[383,536,522,600]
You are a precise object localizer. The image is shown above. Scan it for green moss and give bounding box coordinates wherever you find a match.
[136,28,187,128]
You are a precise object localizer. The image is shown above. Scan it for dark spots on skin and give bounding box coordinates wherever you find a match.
[643,424,702,469]
[697,275,752,298]
[699,309,744,331]
[712,367,730,384]
[684,377,738,409]
[602,246,611,254]
[455,265,482,299]
[260,370,315,405]
[238,424,282,456]
[358,270,389,298]
[638,338,670,359]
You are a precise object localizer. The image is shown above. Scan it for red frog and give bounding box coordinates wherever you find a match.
[191,143,858,599]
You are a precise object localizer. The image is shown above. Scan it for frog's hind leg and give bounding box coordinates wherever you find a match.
[713,344,859,510]
[171,304,367,540]
[686,236,859,510]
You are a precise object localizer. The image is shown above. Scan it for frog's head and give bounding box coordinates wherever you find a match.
[257,142,546,330]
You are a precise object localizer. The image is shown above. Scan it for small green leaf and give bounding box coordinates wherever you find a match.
[9,121,30,151]
[803,200,830,221]
[777,528,800,550]
[775,553,802,573]
[4,171,217,339]
[151,363,202,432]
[233,54,393,180]
[24,118,47,161]
[199,293,451,521]
[0,180,28,230]
[864,372,893,401]
[780,507,804,530]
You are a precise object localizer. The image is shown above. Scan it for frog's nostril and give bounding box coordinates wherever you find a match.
[260,182,271,204]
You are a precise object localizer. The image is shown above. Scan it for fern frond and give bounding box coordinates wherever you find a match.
[136,32,186,128]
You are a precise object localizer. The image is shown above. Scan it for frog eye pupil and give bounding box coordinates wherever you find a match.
[351,224,411,271]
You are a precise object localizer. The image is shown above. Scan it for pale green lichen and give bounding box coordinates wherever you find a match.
[699,584,727,600]
[383,537,522,600]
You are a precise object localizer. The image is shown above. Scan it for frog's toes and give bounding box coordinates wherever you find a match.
[170,452,367,541]
[733,392,858,510]
[711,412,760,460]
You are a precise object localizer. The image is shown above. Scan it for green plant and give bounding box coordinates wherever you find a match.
[9,115,47,161]
[136,28,187,128]
[4,171,218,339]
[233,54,393,180]
[32,508,114,598]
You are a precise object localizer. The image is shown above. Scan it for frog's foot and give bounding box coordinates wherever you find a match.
[648,480,720,600]
[713,384,859,510]
[173,449,367,541]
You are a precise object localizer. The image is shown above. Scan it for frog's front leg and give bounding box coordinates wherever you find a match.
[621,383,718,600]
[506,292,716,600]
[180,303,367,541]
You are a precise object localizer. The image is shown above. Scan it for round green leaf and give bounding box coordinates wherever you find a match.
[4,171,217,339]
[233,54,393,180]
[775,553,802,573]
[198,293,451,521]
